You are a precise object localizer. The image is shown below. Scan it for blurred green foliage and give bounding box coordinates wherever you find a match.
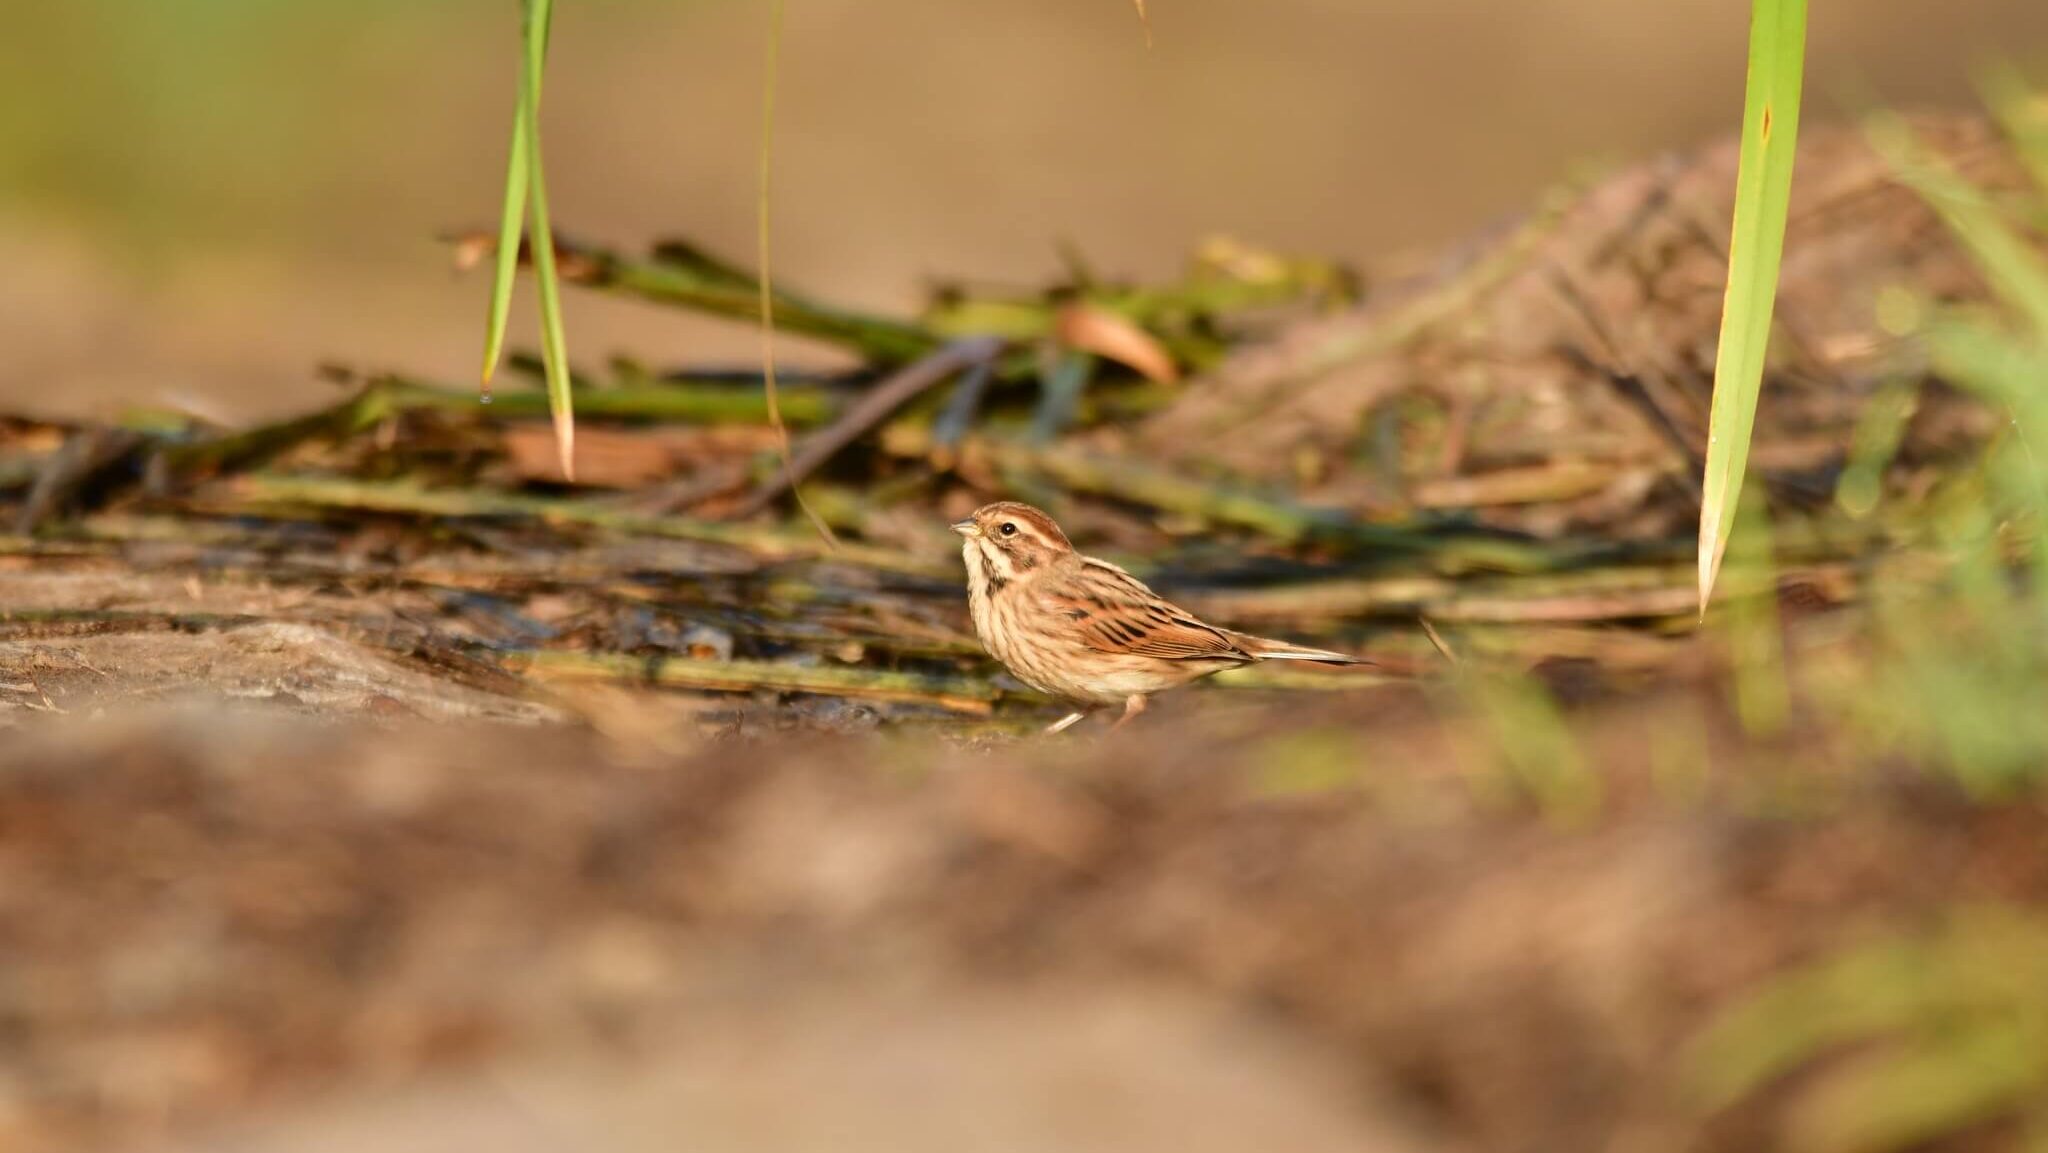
[0,0,686,257]
[1847,100,2048,796]
[1690,907,2048,1153]
[1689,77,2048,1152]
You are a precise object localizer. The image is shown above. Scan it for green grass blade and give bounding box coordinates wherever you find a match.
[517,0,574,481]
[480,101,528,398]
[481,2,554,398]
[1687,940,1943,1112]
[1697,0,1807,612]
[527,148,574,480]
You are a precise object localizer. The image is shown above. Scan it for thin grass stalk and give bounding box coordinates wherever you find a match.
[756,0,836,545]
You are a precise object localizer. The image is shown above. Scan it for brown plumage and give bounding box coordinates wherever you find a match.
[953,501,1363,733]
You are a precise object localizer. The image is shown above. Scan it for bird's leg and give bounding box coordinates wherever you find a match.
[1044,709,1091,735]
[1110,694,1148,730]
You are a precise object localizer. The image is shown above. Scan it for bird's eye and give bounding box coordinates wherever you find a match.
[999,522,1018,536]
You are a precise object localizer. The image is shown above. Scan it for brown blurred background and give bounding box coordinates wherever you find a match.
[1,0,2043,422]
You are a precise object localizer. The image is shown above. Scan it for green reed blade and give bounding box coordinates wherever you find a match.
[516,0,573,480]
[1697,0,1806,613]
[481,0,555,396]
[480,101,528,396]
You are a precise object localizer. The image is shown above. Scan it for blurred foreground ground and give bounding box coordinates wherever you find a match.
[8,698,2043,1153]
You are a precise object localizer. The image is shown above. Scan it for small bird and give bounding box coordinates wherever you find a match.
[953,502,1364,733]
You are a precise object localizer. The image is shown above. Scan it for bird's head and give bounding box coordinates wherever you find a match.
[952,502,1073,586]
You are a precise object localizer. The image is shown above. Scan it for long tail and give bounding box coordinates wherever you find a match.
[1230,632,1369,665]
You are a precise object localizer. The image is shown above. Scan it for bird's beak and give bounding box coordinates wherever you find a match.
[951,519,979,538]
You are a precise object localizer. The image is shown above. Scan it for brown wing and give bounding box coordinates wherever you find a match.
[1047,558,1253,663]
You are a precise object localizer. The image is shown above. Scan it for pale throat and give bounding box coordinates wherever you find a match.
[965,538,1026,594]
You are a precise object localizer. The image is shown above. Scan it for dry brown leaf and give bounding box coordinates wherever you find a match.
[1053,303,1179,384]
[444,230,496,273]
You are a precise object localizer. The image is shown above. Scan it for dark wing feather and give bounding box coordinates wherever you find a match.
[1050,559,1253,663]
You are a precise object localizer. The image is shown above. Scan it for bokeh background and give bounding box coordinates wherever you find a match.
[2,0,2044,422]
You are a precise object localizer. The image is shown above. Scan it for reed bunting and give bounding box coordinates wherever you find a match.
[954,502,1363,733]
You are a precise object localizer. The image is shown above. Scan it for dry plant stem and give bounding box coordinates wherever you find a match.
[735,337,1003,516]
[518,649,999,714]
[385,374,836,425]
[161,389,394,478]
[545,237,938,363]
[1182,562,1844,625]
[1419,618,1460,665]
[0,609,260,640]
[1044,709,1090,734]
[931,354,999,451]
[15,430,143,534]
[218,474,946,577]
